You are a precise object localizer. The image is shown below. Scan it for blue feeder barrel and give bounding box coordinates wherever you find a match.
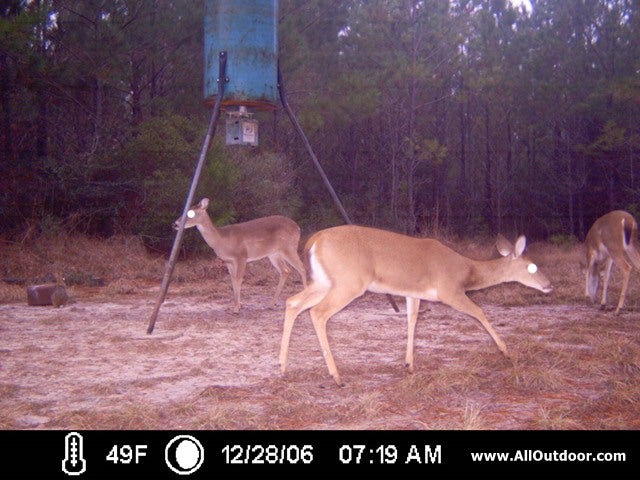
[204,0,278,110]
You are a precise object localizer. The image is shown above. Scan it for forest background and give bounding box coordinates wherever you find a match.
[2,0,640,251]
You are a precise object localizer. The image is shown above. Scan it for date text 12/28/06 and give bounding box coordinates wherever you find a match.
[222,444,314,465]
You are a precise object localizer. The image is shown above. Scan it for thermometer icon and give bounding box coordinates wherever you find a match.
[62,432,87,476]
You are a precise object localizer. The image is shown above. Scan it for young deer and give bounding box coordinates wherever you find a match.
[585,210,640,314]
[279,225,552,386]
[174,198,307,312]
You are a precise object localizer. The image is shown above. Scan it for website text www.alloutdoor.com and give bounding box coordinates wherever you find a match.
[470,450,626,463]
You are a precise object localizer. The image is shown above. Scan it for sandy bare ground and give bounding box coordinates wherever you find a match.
[1,278,639,430]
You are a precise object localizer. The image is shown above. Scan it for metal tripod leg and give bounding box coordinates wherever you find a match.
[146,51,228,334]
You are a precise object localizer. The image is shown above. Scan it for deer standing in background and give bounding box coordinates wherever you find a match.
[585,210,640,314]
[279,225,552,386]
[174,198,306,312]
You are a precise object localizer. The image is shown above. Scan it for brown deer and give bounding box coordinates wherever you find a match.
[279,225,552,386]
[175,198,306,312]
[585,210,640,313]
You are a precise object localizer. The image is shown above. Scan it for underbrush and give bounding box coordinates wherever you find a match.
[2,232,640,310]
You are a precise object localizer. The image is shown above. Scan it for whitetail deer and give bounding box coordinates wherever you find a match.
[279,225,552,386]
[174,198,307,312]
[585,210,640,313]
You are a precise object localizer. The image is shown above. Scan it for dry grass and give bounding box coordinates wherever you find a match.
[2,231,638,308]
[462,401,486,430]
[0,283,24,303]
[0,231,256,304]
[531,406,584,430]
[2,233,640,430]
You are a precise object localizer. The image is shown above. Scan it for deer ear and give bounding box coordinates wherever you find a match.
[495,234,513,257]
[514,235,527,257]
[198,198,210,209]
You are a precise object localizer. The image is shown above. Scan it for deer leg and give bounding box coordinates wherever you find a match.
[405,297,421,373]
[280,285,328,375]
[600,258,614,309]
[442,293,509,358]
[615,262,632,314]
[585,254,600,302]
[309,286,365,386]
[284,247,307,288]
[269,254,290,307]
[226,258,246,313]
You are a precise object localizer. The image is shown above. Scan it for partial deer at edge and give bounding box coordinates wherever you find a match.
[585,210,640,314]
[174,198,307,312]
[279,225,552,386]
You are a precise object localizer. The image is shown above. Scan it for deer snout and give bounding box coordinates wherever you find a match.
[529,273,552,294]
[538,276,553,294]
[172,219,191,231]
[173,219,195,230]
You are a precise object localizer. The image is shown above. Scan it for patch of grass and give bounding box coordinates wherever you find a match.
[1,234,163,285]
[165,399,202,420]
[18,343,43,354]
[198,385,248,401]
[0,383,20,399]
[40,314,73,325]
[607,378,640,404]
[395,364,482,402]
[105,279,139,295]
[458,401,485,430]
[92,404,164,429]
[595,336,640,375]
[506,360,568,392]
[267,399,302,419]
[273,381,316,403]
[499,338,573,393]
[531,406,583,430]
[196,405,255,429]
[342,391,384,419]
[0,284,25,303]
[0,403,49,429]
[572,388,640,429]
[89,382,124,397]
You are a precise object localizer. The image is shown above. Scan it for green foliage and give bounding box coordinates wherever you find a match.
[3,0,640,244]
[330,72,381,125]
[113,118,303,250]
[548,234,579,250]
[230,151,302,221]
[112,117,239,249]
[584,121,628,157]
[402,137,448,166]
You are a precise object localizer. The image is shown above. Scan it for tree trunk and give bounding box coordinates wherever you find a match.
[458,73,466,190]
[484,103,493,231]
[0,52,14,162]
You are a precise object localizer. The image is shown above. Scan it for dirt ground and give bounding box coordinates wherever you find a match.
[1,271,639,431]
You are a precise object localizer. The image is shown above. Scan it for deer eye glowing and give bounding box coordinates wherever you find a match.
[187,210,196,219]
[527,263,538,274]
